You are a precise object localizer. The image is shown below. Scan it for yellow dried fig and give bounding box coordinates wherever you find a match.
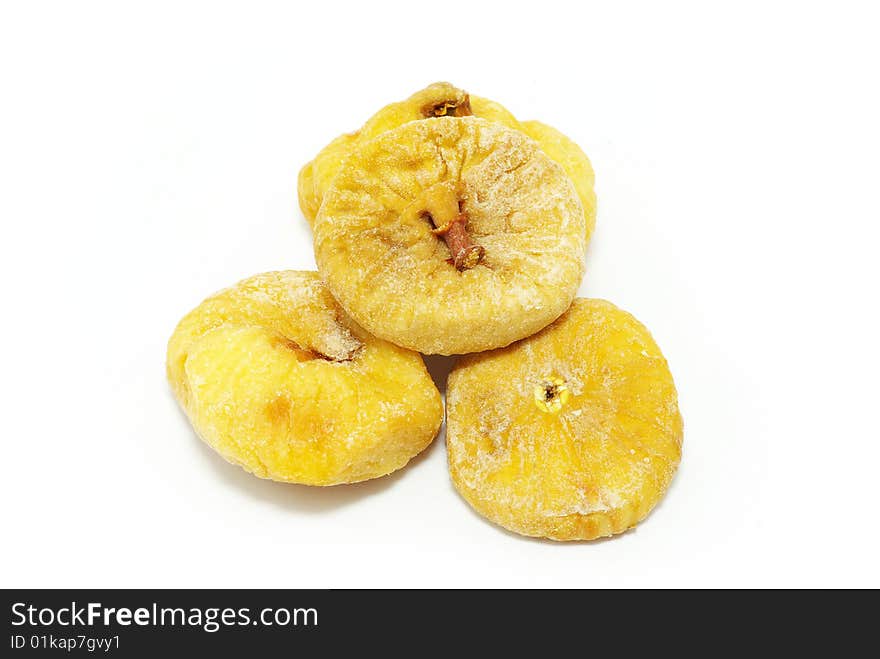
[167,271,443,485]
[298,82,596,241]
[314,117,586,355]
[446,299,683,541]
[519,119,596,238]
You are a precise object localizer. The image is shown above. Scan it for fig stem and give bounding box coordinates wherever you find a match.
[422,94,473,118]
[432,213,485,271]
[423,183,484,271]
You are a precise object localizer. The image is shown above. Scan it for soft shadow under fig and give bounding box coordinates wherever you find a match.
[180,405,433,514]
[448,470,683,546]
[423,354,456,394]
[451,488,635,545]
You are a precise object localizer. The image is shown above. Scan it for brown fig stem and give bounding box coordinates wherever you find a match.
[432,213,485,270]
[422,183,484,271]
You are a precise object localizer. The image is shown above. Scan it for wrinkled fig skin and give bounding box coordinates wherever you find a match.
[297,82,596,243]
[447,299,683,541]
[314,118,586,356]
[167,271,443,485]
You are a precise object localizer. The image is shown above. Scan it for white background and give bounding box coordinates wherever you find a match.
[2,1,878,588]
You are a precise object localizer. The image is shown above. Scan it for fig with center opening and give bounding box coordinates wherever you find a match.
[446,299,683,541]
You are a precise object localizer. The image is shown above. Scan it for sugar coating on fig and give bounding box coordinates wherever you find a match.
[314,117,587,355]
[446,299,683,541]
[167,271,443,485]
[297,82,595,243]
